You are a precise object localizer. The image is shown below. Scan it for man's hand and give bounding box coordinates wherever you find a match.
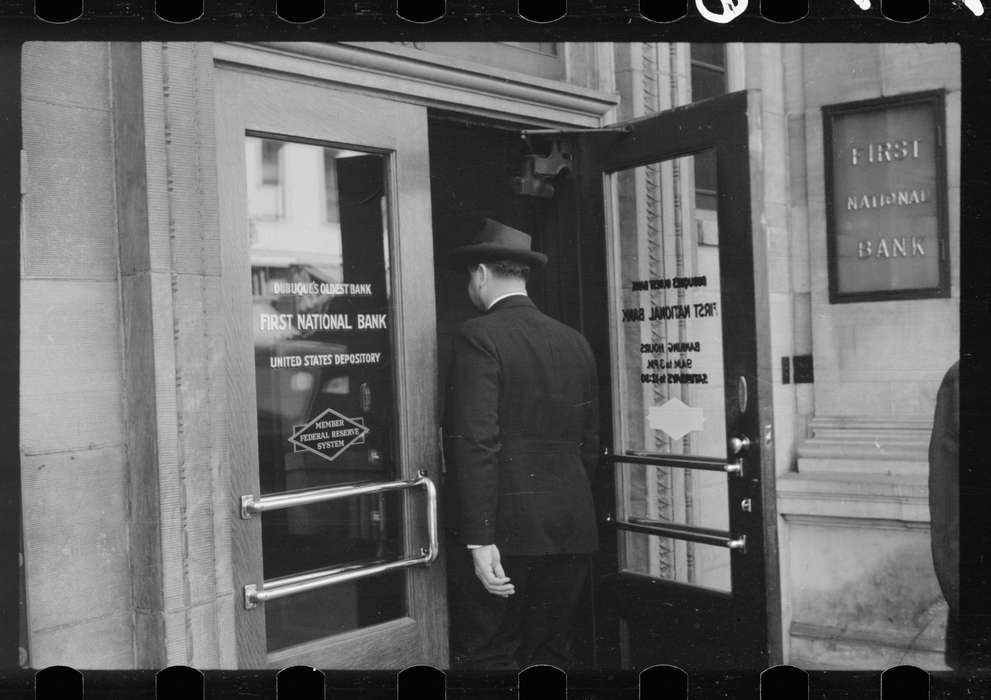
[471,544,515,597]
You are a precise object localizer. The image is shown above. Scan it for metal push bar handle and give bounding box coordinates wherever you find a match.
[607,450,743,476]
[616,516,747,552]
[242,474,438,610]
[241,475,435,518]
[244,554,431,610]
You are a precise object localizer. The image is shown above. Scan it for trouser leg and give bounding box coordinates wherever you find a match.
[448,547,530,669]
[517,554,592,668]
[945,604,960,669]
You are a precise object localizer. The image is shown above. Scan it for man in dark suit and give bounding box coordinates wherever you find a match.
[444,218,600,670]
[929,359,959,668]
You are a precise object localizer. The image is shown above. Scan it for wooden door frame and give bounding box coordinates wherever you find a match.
[216,65,446,669]
[213,42,618,131]
[569,89,782,669]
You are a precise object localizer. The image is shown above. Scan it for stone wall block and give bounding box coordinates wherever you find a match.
[22,42,111,110]
[21,447,132,632]
[815,381,892,417]
[20,280,124,454]
[22,101,118,280]
[29,613,134,669]
[881,44,961,95]
[802,45,881,106]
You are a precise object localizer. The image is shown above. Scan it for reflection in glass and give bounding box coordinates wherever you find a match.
[689,45,726,220]
[689,44,727,102]
[246,136,405,651]
[613,149,731,593]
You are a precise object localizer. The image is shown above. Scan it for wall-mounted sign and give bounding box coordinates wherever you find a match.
[823,91,950,303]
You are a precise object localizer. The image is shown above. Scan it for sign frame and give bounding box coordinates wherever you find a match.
[822,89,951,304]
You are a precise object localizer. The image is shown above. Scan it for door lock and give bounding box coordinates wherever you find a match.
[729,436,751,454]
[740,498,752,513]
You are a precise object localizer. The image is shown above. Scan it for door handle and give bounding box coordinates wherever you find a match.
[729,436,751,454]
[241,473,438,610]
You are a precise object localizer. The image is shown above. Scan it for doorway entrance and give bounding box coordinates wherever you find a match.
[429,113,556,340]
[427,113,598,667]
[427,92,781,671]
[217,63,778,669]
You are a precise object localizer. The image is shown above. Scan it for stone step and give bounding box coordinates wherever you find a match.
[798,416,932,475]
[777,470,930,521]
[809,416,933,432]
[797,456,927,476]
[789,618,949,671]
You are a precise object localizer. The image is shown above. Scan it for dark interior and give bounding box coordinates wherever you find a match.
[427,112,598,666]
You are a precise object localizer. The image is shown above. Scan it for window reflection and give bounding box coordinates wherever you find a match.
[246,135,405,651]
[690,44,726,218]
[247,139,285,221]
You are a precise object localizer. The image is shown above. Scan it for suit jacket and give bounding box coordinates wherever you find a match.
[929,360,959,614]
[447,295,600,556]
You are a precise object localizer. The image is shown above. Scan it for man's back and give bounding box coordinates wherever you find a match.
[444,222,598,670]
[450,295,600,556]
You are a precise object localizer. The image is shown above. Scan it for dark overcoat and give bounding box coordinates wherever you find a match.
[929,359,959,671]
[929,359,959,614]
[447,295,600,556]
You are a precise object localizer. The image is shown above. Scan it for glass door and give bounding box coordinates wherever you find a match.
[216,65,446,669]
[611,147,739,598]
[572,91,781,670]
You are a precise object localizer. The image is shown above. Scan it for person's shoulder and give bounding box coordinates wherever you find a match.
[938,359,960,393]
[946,359,960,381]
[538,313,594,351]
[537,311,586,338]
[456,313,497,342]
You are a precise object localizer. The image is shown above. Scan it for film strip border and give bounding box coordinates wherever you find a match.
[1,9,988,700]
[0,0,986,28]
[6,663,976,698]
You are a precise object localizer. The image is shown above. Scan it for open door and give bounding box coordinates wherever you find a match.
[566,90,781,670]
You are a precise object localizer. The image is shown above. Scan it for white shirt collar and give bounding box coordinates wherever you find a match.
[486,291,528,311]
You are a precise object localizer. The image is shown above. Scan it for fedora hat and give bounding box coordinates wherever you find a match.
[447,218,548,270]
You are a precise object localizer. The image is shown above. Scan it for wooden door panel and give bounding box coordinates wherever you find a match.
[216,64,446,670]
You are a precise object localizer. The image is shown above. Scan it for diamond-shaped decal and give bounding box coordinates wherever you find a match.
[289,408,370,463]
[648,398,706,441]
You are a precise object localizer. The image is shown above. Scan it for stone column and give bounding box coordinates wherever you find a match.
[111,42,235,668]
